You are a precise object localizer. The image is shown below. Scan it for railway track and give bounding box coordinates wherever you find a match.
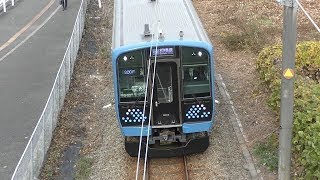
[146,156,189,180]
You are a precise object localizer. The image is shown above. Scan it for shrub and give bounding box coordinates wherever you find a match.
[296,42,320,78]
[256,41,320,178]
[257,42,320,89]
[292,78,320,178]
[256,45,282,90]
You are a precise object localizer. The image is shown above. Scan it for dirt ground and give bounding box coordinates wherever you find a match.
[193,0,319,178]
[40,0,320,179]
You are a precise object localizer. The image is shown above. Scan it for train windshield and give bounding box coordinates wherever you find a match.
[181,47,210,98]
[155,63,173,103]
[118,50,146,102]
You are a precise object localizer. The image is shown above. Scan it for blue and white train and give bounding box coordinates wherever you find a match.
[111,0,214,157]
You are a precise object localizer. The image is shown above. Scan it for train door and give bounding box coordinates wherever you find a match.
[151,62,180,127]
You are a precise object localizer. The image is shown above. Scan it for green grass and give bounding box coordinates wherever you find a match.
[99,46,108,59]
[44,169,54,179]
[75,156,94,180]
[253,133,279,171]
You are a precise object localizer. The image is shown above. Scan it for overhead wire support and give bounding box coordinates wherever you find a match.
[295,0,320,33]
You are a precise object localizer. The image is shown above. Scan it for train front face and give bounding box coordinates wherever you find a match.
[112,42,214,157]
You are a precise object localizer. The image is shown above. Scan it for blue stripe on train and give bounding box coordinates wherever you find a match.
[122,121,212,136]
[122,126,151,136]
[182,121,212,133]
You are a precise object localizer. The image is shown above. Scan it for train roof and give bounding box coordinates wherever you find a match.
[112,0,211,49]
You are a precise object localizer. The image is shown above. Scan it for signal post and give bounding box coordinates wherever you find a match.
[278,0,298,179]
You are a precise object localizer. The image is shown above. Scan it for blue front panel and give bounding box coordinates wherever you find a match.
[112,40,214,136]
[182,121,213,133]
[122,126,151,136]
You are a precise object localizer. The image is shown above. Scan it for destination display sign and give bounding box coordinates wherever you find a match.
[151,47,174,57]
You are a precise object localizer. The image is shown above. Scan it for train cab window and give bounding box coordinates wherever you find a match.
[118,50,146,102]
[155,63,173,103]
[181,47,210,98]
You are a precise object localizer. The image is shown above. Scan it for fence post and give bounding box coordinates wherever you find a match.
[2,0,6,12]
[98,0,101,8]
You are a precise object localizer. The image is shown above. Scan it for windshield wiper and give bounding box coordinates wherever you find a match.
[192,94,202,104]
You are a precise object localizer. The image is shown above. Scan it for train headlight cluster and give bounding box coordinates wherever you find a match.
[185,104,211,119]
[191,51,203,57]
[121,108,147,123]
[123,55,135,62]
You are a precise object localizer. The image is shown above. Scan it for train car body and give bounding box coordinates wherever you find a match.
[112,0,214,157]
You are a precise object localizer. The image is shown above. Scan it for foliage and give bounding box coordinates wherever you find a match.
[296,42,320,79]
[257,42,320,91]
[256,45,282,91]
[256,41,320,178]
[75,156,94,180]
[253,133,279,171]
[292,78,320,178]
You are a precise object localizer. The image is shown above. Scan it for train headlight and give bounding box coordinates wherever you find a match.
[198,51,202,57]
[123,56,128,61]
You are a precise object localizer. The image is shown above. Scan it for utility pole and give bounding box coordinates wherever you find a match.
[278,0,298,179]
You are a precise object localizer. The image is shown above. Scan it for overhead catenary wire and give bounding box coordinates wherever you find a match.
[142,1,164,179]
[135,22,156,179]
[143,20,161,180]
[295,0,320,33]
[135,1,161,179]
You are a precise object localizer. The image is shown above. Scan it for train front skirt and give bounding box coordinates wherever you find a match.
[124,134,209,158]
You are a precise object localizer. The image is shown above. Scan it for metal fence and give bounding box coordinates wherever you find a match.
[11,0,88,179]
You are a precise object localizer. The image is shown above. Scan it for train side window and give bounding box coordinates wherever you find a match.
[119,73,145,98]
[182,65,210,98]
[184,66,209,81]
[181,47,210,98]
[117,50,146,102]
